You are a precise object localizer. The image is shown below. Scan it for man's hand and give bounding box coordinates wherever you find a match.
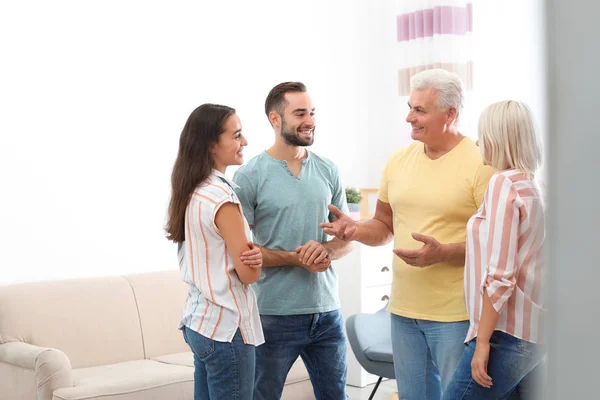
[298,255,331,272]
[240,242,263,269]
[319,204,357,241]
[393,232,445,267]
[471,341,493,388]
[296,240,329,266]
[295,240,331,272]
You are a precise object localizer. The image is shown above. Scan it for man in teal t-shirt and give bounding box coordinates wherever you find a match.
[233,82,353,400]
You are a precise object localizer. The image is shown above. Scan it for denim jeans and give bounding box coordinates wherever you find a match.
[442,331,546,400]
[391,314,470,400]
[254,309,348,400]
[182,326,255,400]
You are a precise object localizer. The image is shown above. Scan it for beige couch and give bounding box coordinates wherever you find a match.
[0,270,314,400]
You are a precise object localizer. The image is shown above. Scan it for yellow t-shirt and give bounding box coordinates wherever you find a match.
[379,138,495,322]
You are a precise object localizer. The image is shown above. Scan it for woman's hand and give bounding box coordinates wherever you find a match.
[471,341,493,388]
[240,242,262,269]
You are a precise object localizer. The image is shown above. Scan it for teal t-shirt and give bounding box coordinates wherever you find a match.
[232,150,349,315]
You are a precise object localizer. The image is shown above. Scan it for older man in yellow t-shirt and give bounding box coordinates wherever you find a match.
[321,69,495,400]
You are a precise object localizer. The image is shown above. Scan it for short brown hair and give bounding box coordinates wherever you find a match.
[264,82,307,119]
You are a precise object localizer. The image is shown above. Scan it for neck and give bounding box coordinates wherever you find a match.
[424,131,464,159]
[267,136,307,161]
[213,164,226,174]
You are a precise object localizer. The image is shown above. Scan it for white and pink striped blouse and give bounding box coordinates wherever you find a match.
[178,169,264,346]
[465,170,546,344]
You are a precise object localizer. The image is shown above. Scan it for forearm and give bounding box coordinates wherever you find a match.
[353,219,394,246]
[322,238,354,260]
[258,246,299,268]
[441,242,466,265]
[476,289,500,344]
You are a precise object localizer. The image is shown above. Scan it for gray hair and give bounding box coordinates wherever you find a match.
[410,69,465,117]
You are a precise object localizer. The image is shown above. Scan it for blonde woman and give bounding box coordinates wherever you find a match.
[442,101,546,399]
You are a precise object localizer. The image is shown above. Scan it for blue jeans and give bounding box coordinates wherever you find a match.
[182,326,255,400]
[254,309,348,400]
[442,331,546,400]
[391,314,470,400]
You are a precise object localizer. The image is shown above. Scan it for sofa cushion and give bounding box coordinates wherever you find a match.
[124,271,189,359]
[52,360,193,400]
[151,351,193,367]
[152,352,311,386]
[0,276,145,369]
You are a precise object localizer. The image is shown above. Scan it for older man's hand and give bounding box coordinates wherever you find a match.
[393,232,445,267]
[319,204,357,241]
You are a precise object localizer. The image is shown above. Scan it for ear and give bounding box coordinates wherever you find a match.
[446,107,458,124]
[268,111,280,128]
[209,141,218,154]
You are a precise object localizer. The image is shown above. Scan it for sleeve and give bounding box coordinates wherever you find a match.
[329,164,350,220]
[232,170,257,226]
[378,157,391,204]
[483,173,522,313]
[473,164,496,208]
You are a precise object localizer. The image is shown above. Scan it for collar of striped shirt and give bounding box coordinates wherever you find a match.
[211,169,240,190]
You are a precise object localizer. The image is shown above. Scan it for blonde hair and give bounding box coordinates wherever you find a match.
[478,100,543,178]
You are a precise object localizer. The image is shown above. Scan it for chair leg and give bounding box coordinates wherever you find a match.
[368,376,383,400]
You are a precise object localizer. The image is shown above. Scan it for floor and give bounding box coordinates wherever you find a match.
[282,378,398,400]
[346,379,397,400]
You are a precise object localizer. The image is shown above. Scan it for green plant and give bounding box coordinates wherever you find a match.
[345,187,362,204]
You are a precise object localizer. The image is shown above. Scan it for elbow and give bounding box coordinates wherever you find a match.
[237,268,261,285]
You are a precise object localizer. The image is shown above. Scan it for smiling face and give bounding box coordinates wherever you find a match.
[278,91,316,147]
[211,113,248,173]
[406,88,454,144]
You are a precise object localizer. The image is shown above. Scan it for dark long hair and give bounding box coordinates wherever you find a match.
[166,104,236,243]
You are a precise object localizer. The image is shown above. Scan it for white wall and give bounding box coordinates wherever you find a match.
[0,0,369,284]
[472,0,547,178]
[0,0,547,284]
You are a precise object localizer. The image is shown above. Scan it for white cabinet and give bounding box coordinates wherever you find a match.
[333,241,394,387]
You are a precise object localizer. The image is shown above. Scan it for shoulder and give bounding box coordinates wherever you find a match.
[193,176,234,205]
[456,137,485,162]
[454,138,495,182]
[308,151,339,174]
[235,153,266,175]
[307,152,344,184]
[486,171,523,199]
[233,153,270,185]
[392,142,420,160]
[383,143,418,171]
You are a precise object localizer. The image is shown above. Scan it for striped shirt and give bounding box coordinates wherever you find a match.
[465,170,546,344]
[178,170,264,346]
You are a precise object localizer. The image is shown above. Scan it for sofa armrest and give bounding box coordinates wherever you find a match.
[0,342,73,400]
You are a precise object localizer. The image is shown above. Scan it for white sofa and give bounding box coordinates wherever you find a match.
[0,270,313,399]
